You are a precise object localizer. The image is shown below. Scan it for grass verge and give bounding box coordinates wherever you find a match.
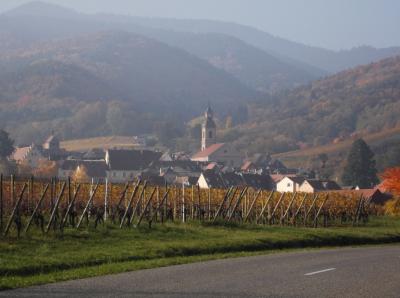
[1,216,400,290]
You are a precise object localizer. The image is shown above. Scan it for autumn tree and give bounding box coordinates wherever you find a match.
[342,138,379,188]
[382,167,400,195]
[73,165,90,182]
[382,167,400,216]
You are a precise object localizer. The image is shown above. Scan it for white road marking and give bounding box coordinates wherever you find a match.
[304,268,336,276]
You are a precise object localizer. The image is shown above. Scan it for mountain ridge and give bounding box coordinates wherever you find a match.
[5,2,400,75]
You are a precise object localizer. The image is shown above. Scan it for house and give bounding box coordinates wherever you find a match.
[241,154,289,174]
[241,173,275,190]
[144,160,202,184]
[191,143,243,168]
[12,144,44,169]
[191,105,243,168]
[197,170,227,189]
[197,170,275,190]
[276,176,305,193]
[58,159,108,181]
[42,135,66,160]
[222,172,246,188]
[76,160,108,181]
[58,160,80,179]
[299,179,341,193]
[105,149,162,182]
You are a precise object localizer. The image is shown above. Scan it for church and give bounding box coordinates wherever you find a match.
[191,105,243,168]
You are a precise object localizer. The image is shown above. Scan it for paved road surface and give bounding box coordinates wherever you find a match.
[2,245,400,297]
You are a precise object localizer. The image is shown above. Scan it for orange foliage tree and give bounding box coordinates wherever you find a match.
[382,167,400,216]
[382,167,400,195]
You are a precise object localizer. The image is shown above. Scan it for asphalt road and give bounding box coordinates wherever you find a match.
[2,245,400,298]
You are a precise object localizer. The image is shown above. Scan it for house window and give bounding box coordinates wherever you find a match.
[123,172,126,178]
[287,183,291,187]
[113,172,116,177]
[209,131,213,138]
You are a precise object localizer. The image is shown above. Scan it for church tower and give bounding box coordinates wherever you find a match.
[201,104,217,151]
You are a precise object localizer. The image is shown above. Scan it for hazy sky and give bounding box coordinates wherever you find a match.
[1,0,399,50]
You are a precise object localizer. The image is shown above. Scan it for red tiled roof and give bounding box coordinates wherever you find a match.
[206,162,218,170]
[192,143,225,159]
[241,161,253,171]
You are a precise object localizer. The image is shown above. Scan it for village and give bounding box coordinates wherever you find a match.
[9,106,390,204]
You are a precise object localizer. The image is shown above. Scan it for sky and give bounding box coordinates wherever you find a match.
[0,0,399,50]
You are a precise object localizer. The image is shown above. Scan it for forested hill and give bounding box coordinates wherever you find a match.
[231,55,400,154]
[0,31,258,144]
[0,3,322,93]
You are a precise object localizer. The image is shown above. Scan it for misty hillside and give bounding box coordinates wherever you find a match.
[0,2,321,92]
[0,31,258,144]
[140,32,320,92]
[124,16,400,73]
[228,55,400,154]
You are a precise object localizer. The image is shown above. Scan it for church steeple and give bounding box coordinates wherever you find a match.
[201,104,217,151]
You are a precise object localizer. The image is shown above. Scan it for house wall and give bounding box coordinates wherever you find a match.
[197,174,209,189]
[277,177,299,193]
[299,181,315,193]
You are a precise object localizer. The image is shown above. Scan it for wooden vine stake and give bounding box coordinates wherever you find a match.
[25,184,49,233]
[213,186,234,223]
[60,184,81,229]
[136,188,157,227]
[4,183,27,237]
[45,182,66,233]
[76,182,99,229]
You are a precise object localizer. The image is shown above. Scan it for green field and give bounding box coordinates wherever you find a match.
[1,218,400,290]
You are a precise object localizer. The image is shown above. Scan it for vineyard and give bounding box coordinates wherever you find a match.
[0,175,379,238]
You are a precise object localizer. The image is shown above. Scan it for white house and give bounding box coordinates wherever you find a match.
[276,176,305,193]
[191,143,242,168]
[299,179,341,193]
